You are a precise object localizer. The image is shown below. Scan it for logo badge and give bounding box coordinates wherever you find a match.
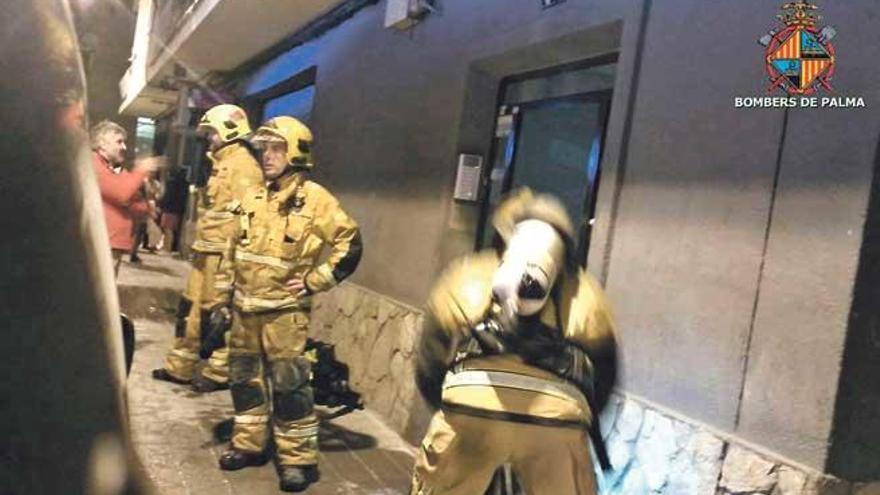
[759,1,836,95]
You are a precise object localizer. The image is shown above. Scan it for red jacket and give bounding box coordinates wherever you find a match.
[93,152,151,251]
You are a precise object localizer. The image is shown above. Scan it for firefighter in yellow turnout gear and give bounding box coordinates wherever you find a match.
[153,104,263,391]
[219,116,362,493]
[411,189,617,495]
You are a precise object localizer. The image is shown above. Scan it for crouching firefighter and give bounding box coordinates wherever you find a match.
[220,116,363,493]
[153,104,263,392]
[411,188,617,495]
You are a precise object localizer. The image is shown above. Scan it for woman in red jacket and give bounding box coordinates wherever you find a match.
[90,120,163,275]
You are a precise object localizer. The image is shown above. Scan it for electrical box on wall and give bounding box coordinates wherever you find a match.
[453,154,483,202]
[385,0,434,30]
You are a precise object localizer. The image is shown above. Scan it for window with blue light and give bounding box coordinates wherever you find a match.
[262,85,316,124]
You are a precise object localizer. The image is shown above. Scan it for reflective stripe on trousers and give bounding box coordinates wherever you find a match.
[442,369,590,414]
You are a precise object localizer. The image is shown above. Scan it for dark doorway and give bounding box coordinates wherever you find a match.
[478,60,616,266]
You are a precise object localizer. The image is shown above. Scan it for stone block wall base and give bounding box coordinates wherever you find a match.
[309,283,431,445]
[598,394,880,495]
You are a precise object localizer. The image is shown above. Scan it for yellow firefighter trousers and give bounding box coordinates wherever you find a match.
[229,308,319,466]
[411,409,597,495]
[163,252,233,382]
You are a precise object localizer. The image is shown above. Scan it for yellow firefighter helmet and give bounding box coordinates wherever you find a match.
[197,104,252,144]
[252,116,314,168]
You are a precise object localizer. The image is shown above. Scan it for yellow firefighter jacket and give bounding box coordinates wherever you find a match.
[191,142,263,253]
[231,171,362,313]
[424,250,616,428]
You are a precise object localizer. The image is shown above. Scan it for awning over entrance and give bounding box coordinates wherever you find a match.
[119,0,343,117]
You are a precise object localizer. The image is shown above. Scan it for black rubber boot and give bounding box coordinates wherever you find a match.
[278,465,320,492]
[218,449,267,471]
[191,372,230,393]
[151,368,191,385]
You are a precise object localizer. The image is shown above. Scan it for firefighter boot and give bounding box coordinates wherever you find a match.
[278,465,319,493]
[218,448,267,471]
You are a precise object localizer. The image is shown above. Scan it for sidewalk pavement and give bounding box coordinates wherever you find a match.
[119,253,416,494]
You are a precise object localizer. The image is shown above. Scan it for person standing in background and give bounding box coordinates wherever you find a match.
[159,166,189,254]
[130,169,164,261]
[152,104,263,393]
[90,120,164,276]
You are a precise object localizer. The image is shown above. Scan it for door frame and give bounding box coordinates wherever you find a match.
[475,85,614,267]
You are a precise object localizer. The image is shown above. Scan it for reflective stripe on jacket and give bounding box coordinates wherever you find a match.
[442,358,593,426]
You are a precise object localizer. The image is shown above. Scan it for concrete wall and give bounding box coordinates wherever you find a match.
[238,0,643,307]
[826,74,880,481]
[737,4,880,480]
[831,138,880,479]
[234,0,880,482]
[603,0,786,433]
[606,0,880,473]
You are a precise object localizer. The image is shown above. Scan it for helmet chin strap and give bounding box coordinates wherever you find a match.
[279,165,297,178]
[273,159,307,179]
[277,157,308,176]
